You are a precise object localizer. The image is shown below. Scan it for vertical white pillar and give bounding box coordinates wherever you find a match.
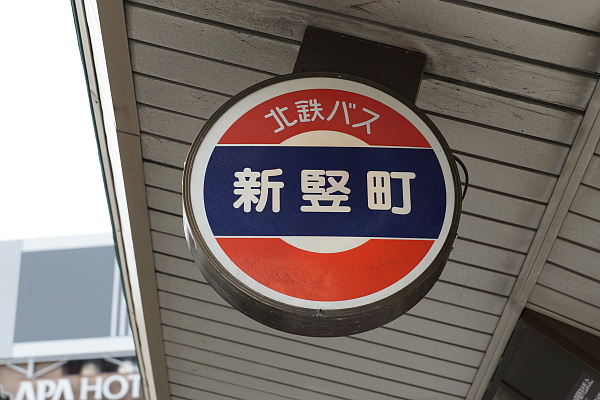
[0,240,23,361]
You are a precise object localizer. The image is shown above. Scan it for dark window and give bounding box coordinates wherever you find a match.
[14,246,115,342]
[485,311,600,400]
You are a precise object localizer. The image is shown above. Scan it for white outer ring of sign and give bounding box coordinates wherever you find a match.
[189,76,456,310]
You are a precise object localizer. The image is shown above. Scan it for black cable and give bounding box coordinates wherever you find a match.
[454,155,469,200]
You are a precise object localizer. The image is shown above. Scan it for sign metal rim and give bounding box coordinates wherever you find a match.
[182,72,462,336]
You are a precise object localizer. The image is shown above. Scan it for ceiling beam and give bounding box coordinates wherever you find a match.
[73,1,170,399]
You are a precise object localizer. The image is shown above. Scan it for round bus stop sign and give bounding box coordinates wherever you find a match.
[183,73,462,336]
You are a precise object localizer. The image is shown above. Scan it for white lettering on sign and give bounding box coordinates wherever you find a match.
[101,376,128,400]
[327,100,354,125]
[295,99,324,122]
[263,107,297,133]
[37,380,58,400]
[80,377,101,400]
[572,378,594,400]
[300,170,351,213]
[126,375,140,400]
[367,171,416,215]
[232,168,416,214]
[264,98,380,134]
[12,374,140,400]
[14,381,34,400]
[233,168,285,213]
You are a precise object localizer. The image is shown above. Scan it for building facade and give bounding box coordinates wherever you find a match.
[0,235,139,400]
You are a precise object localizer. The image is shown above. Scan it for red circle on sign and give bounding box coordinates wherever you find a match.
[217,238,434,301]
[219,89,431,148]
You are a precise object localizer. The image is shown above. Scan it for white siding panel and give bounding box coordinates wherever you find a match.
[547,239,600,282]
[160,309,471,398]
[460,187,545,230]
[154,248,494,350]
[126,4,298,75]
[130,0,596,109]
[290,0,600,72]
[138,104,205,144]
[571,184,600,221]
[582,154,600,189]
[146,186,183,217]
[462,0,600,32]
[168,367,293,400]
[153,252,203,283]
[161,261,492,356]
[355,328,484,368]
[131,39,583,146]
[151,231,192,261]
[170,383,232,400]
[164,331,465,400]
[440,261,516,297]
[387,315,491,352]
[449,239,525,276]
[129,40,273,96]
[149,210,184,238]
[141,134,189,169]
[528,285,600,333]
[166,352,340,400]
[157,281,480,383]
[143,162,182,193]
[536,263,600,308]
[455,155,557,203]
[418,79,581,145]
[171,395,194,400]
[426,281,507,315]
[157,275,222,307]
[158,275,483,366]
[558,212,600,251]
[408,298,499,334]
[457,214,535,253]
[433,115,570,175]
[134,74,228,119]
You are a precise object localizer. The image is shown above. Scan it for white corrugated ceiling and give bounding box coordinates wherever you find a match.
[76,0,600,399]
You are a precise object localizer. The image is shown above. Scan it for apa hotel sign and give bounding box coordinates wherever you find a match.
[183,73,462,336]
[5,373,140,400]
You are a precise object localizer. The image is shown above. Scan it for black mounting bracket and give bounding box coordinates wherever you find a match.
[293,27,426,104]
